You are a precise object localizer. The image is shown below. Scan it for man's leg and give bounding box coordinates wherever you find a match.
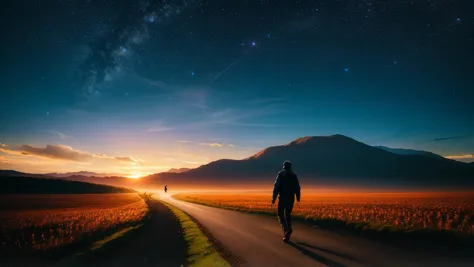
[277,200,287,234]
[285,201,294,236]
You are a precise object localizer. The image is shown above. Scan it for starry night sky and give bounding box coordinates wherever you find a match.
[1,0,473,175]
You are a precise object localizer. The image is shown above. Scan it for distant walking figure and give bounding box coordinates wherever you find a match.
[272,160,301,243]
[164,185,168,193]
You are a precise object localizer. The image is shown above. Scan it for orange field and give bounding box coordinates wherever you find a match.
[175,192,474,235]
[0,193,148,254]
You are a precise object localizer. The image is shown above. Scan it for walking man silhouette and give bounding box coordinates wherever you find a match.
[272,160,301,242]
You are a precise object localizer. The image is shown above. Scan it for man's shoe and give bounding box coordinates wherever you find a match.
[283,231,291,242]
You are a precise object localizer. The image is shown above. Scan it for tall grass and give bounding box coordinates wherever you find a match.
[0,194,148,255]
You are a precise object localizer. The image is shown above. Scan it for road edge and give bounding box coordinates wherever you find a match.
[160,200,231,267]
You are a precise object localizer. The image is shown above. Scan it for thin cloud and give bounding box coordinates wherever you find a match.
[0,143,7,147]
[180,140,236,148]
[140,77,168,89]
[445,154,473,160]
[2,144,137,164]
[0,147,24,156]
[19,144,94,162]
[49,130,70,140]
[148,126,173,132]
[182,160,207,165]
[199,143,224,147]
[115,156,137,163]
[93,153,114,159]
[432,135,468,141]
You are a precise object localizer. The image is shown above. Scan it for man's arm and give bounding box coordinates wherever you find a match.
[272,173,281,204]
[295,175,301,202]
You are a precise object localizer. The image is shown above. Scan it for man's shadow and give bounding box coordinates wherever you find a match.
[286,241,348,267]
[296,242,362,263]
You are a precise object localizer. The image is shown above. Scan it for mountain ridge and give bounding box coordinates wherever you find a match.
[143,134,474,188]
[374,146,444,159]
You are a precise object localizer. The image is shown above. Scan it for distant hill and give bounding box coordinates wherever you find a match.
[374,146,444,159]
[56,175,138,188]
[166,168,191,173]
[0,170,48,178]
[0,170,137,188]
[0,176,135,194]
[143,134,474,188]
[45,171,127,178]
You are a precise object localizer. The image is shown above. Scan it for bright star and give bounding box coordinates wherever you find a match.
[393,60,398,65]
[267,33,271,39]
[191,72,195,76]
[251,41,256,47]
[344,68,349,72]
[456,17,461,22]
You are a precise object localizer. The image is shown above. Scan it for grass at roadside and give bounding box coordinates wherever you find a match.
[161,201,230,267]
[90,224,144,251]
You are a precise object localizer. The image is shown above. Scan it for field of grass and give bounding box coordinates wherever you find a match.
[0,193,148,258]
[174,192,474,236]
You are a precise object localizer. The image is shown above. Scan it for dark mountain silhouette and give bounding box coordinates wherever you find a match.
[56,175,138,187]
[0,170,136,188]
[46,171,126,178]
[166,168,191,173]
[143,135,474,188]
[0,176,135,194]
[0,170,48,178]
[374,146,444,159]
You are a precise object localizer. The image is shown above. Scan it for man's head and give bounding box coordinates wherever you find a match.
[283,160,292,170]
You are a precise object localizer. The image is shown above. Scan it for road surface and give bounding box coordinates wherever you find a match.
[158,193,473,267]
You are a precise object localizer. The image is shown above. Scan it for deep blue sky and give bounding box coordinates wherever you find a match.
[1,0,473,174]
